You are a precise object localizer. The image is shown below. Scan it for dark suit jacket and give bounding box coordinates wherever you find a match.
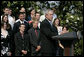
[40,19,58,56]
[28,27,41,56]
[14,32,30,56]
[27,15,31,21]
[13,21,30,34]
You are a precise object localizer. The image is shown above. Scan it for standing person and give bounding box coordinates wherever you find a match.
[59,25,69,56]
[15,12,26,23]
[1,14,12,32]
[40,9,58,56]
[14,24,30,56]
[8,9,16,24]
[1,7,15,29]
[19,7,26,13]
[13,12,30,34]
[1,7,9,20]
[35,12,41,29]
[35,12,40,21]
[27,9,35,21]
[16,7,26,22]
[60,25,69,34]
[13,13,30,56]
[28,20,41,56]
[53,18,64,56]
[1,22,12,56]
[53,18,62,35]
[1,14,14,56]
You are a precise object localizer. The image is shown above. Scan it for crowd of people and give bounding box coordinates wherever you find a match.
[1,7,69,56]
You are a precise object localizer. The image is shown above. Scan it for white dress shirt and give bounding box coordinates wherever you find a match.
[8,15,15,29]
[15,19,27,23]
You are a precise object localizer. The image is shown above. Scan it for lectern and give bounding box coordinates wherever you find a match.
[52,32,78,56]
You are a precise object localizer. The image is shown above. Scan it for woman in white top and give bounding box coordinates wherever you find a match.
[1,14,12,32]
[53,18,64,56]
[53,18,62,35]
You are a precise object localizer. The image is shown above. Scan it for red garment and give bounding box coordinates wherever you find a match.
[35,29,38,37]
[28,21,32,24]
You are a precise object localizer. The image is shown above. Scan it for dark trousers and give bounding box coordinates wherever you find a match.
[56,47,64,56]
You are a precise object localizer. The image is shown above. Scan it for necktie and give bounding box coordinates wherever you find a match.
[35,29,38,37]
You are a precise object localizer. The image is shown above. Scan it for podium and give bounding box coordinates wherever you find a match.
[52,32,78,56]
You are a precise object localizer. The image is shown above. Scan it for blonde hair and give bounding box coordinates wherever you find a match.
[32,17,38,24]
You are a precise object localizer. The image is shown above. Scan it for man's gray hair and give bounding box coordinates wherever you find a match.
[45,9,53,15]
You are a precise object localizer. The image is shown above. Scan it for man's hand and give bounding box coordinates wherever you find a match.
[8,52,12,56]
[36,46,41,51]
[22,50,27,54]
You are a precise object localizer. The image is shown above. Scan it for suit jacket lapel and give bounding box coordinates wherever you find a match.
[45,19,51,27]
[45,19,53,30]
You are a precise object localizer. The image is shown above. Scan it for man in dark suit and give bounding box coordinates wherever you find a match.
[40,9,58,56]
[28,20,41,56]
[13,12,30,34]
[14,24,30,56]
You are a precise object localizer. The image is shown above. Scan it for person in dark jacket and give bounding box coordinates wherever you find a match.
[40,9,58,56]
[14,23,30,56]
[28,20,41,56]
[13,12,30,34]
